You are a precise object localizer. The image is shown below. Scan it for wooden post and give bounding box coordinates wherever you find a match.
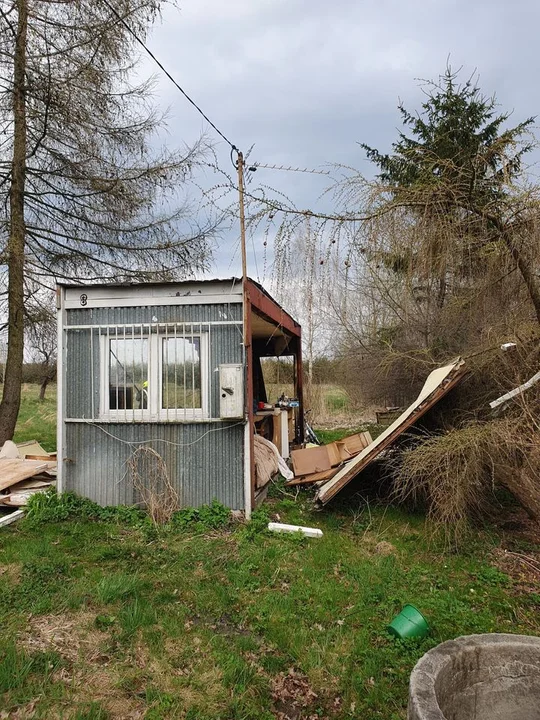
[236,151,255,514]
[237,150,248,340]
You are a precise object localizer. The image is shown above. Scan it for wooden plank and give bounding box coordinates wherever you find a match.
[0,509,25,527]
[25,453,57,462]
[290,445,331,477]
[0,459,49,492]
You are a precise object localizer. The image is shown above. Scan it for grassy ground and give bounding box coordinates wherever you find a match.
[2,386,538,718]
[0,489,538,720]
[10,383,57,452]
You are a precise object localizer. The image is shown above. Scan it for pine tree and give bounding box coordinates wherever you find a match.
[361,67,540,322]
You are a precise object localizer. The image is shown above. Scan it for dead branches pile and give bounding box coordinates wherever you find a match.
[126,446,178,525]
[393,409,540,546]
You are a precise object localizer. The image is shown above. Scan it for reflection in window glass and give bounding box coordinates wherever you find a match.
[162,337,201,409]
[109,337,149,410]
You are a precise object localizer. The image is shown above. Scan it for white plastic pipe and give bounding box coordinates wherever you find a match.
[267,522,323,538]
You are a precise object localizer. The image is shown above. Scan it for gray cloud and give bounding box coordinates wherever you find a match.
[142,0,540,277]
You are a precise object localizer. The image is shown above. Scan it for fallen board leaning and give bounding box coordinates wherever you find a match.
[315,359,468,506]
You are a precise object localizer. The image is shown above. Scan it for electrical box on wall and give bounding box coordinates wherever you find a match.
[219,364,244,419]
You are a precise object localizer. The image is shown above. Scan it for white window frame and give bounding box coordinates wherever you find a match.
[100,328,209,422]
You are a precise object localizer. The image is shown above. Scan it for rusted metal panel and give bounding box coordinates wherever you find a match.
[246,279,301,338]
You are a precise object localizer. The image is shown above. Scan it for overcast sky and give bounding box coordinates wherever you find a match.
[145,0,540,280]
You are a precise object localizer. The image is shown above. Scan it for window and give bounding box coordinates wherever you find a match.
[109,336,149,410]
[161,337,201,410]
[101,326,207,420]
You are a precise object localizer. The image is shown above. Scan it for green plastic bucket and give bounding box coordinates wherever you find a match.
[387,604,429,639]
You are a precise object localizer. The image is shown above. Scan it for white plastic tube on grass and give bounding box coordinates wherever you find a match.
[267,522,323,538]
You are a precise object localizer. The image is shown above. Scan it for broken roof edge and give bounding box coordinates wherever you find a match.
[315,358,468,506]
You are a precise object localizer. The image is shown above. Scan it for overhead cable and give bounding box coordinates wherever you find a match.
[101,0,238,151]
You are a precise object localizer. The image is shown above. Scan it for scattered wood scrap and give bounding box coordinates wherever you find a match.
[0,440,56,509]
[286,431,372,487]
[0,459,49,492]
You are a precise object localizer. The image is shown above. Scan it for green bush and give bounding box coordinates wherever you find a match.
[171,499,231,532]
[25,489,148,527]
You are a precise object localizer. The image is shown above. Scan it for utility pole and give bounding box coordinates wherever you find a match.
[236,149,254,517]
[236,150,248,343]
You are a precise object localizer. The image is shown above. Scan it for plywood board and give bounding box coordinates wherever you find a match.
[7,478,53,491]
[290,446,331,477]
[0,459,49,492]
[0,487,47,506]
[16,440,50,458]
[315,359,467,506]
[342,432,372,456]
[285,467,337,486]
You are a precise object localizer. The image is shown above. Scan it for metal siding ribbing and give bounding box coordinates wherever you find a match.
[64,422,245,508]
[66,303,242,326]
[63,300,246,508]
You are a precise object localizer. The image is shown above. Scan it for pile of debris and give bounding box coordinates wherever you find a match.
[287,431,373,487]
[285,359,468,509]
[0,440,57,511]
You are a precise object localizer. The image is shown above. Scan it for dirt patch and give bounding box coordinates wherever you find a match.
[0,562,21,584]
[19,612,110,664]
[492,547,540,594]
[374,541,397,556]
[18,612,147,719]
[497,508,540,547]
[271,667,326,720]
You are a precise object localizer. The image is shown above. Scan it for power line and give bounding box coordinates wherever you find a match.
[101,0,238,152]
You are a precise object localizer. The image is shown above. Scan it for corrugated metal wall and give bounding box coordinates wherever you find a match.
[62,302,246,509]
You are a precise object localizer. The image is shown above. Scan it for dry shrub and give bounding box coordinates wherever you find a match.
[393,408,540,547]
[393,424,496,546]
[127,446,179,524]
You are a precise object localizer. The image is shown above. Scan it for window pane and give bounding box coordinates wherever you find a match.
[109,337,149,410]
[162,337,201,409]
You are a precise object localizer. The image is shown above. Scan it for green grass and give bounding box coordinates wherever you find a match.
[2,388,538,717]
[10,383,57,452]
[316,423,386,444]
[0,494,537,719]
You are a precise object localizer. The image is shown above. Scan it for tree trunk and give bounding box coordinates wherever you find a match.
[39,375,50,402]
[0,0,28,445]
[510,241,540,326]
[485,212,540,326]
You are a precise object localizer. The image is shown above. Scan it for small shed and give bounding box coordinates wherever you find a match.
[56,278,303,515]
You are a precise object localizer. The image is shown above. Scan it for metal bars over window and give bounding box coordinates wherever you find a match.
[104,323,208,421]
[63,322,219,422]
